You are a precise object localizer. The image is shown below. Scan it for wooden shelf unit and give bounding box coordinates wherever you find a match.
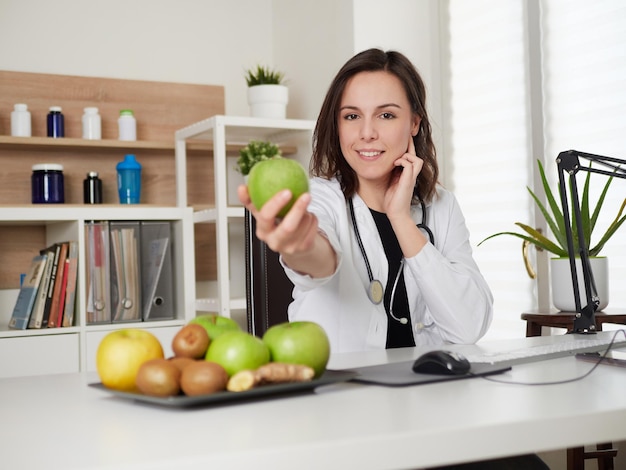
[0,70,225,378]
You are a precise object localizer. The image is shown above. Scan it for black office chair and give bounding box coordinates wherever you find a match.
[244,209,293,337]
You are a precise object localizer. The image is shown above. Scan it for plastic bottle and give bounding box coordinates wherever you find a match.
[118,109,137,141]
[47,106,65,138]
[83,171,103,204]
[11,103,32,137]
[31,164,64,203]
[82,107,102,140]
[116,154,142,204]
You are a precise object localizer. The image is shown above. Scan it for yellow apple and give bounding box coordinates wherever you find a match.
[96,329,164,392]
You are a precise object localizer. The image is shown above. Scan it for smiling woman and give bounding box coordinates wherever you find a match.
[238,48,493,355]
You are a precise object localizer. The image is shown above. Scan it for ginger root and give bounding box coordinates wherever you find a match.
[227,363,315,392]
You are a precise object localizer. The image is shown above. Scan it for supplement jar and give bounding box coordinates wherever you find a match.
[118,109,137,141]
[47,106,65,138]
[32,163,65,204]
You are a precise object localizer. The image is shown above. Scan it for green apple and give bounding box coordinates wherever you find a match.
[247,158,309,217]
[96,329,164,392]
[262,321,331,378]
[189,314,240,341]
[205,330,270,377]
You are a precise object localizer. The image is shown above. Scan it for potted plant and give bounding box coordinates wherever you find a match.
[479,159,626,311]
[245,65,289,119]
[236,140,283,177]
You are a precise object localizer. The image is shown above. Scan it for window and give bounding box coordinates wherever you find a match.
[443,0,626,340]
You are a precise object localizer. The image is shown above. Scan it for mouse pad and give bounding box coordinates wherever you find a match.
[348,360,511,387]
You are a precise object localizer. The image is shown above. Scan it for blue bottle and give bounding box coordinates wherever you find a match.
[116,154,142,204]
[47,106,65,138]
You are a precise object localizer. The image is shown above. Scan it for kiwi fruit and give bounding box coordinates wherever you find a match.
[172,323,210,359]
[135,358,181,397]
[180,360,228,396]
[168,356,195,372]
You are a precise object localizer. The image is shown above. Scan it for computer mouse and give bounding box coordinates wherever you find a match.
[412,350,471,376]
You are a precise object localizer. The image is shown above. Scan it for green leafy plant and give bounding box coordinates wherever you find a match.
[479,159,626,257]
[244,65,285,86]
[236,140,282,176]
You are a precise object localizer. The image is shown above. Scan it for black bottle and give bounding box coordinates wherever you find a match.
[83,171,103,204]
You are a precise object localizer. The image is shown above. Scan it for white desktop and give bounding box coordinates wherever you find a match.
[1,330,626,469]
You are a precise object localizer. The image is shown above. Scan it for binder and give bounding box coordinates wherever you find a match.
[140,221,174,321]
[109,221,142,322]
[86,221,111,324]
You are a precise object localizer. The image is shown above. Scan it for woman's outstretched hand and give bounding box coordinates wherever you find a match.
[237,184,319,255]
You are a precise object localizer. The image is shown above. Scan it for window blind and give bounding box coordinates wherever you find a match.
[443,0,626,340]
[443,0,534,340]
[541,0,626,316]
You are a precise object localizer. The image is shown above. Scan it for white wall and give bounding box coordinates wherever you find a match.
[0,0,275,116]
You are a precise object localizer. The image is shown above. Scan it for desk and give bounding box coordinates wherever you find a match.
[1,332,626,470]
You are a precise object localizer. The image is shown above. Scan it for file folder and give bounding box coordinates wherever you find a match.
[140,221,174,321]
[109,221,142,322]
[86,221,111,324]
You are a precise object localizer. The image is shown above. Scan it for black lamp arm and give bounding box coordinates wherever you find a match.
[556,149,626,334]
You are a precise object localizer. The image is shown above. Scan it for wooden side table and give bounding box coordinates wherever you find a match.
[521,310,626,337]
[521,309,625,470]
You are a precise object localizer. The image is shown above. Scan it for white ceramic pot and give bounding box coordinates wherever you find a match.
[247,84,288,119]
[550,257,609,312]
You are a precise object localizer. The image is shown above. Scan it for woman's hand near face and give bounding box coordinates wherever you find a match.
[383,136,424,222]
[237,185,337,277]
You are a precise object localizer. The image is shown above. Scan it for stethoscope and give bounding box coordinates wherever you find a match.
[347,197,434,325]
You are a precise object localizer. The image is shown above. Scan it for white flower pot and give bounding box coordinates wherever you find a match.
[550,257,609,312]
[247,84,288,119]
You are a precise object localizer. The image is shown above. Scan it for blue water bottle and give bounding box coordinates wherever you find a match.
[116,154,142,204]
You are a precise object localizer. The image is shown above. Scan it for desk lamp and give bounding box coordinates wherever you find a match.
[556,150,626,333]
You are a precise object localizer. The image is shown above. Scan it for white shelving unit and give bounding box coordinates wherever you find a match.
[175,115,315,319]
[0,205,196,377]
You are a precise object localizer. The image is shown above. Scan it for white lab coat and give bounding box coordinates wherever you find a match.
[282,177,493,353]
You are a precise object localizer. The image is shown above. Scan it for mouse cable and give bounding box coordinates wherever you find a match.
[470,329,626,386]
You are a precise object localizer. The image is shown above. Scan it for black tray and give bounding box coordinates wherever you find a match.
[89,369,356,408]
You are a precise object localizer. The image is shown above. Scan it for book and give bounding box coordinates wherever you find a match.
[41,243,62,328]
[48,242,69,328]
[61,241,79,327]
[8,254,48,330]
[28,252,55,329]
[54,257,70,328]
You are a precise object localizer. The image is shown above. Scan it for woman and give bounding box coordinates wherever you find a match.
[238,48,493,353]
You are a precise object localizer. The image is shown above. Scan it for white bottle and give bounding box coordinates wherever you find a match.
[11,103,32,137]
[82,107,102,140]
[118,109,137,141]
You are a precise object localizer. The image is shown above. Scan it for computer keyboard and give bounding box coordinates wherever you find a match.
[464,330,626,367]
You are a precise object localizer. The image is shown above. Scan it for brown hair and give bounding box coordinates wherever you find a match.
[311,48,438,203]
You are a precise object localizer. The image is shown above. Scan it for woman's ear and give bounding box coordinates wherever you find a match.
[412,116,422,136]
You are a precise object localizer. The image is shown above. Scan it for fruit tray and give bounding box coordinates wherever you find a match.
[89,369,357,408]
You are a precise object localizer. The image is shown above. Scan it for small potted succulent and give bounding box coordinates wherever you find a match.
[236,140,283,177]
[479,159,626,311]
[245,65,288,119]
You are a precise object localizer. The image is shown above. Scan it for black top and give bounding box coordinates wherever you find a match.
[369,209,416,349]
